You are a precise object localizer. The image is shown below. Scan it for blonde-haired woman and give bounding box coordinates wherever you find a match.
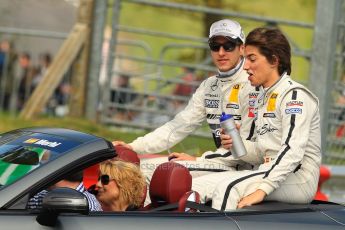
[96,160,146,211]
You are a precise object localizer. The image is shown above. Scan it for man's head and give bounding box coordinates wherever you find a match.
[118,74,130,87]
[50,171,83,190]
[19,52,31,67]
[64,171,83,182]
[245,27,291,76]
[243,27,291,88]
[208,19,245,72]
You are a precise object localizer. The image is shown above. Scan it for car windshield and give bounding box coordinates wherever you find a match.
[0,130,82,187]
[0,145,56,186]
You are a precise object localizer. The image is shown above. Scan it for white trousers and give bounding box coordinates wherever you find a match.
[192,167,319,211]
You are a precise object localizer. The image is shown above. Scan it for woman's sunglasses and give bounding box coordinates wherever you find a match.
[98,174,111,185]
[209,41,237,52]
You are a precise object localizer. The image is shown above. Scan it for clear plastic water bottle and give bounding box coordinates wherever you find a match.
[219,112,247,159]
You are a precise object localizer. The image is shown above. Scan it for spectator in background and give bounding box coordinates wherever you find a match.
[173,67,197,97]
[31,52,52,89]
[337,89,345,119]
[17,52,35,110]
[0,40,9,73]
[171,67,198,112]
[34,52,72,117]
[48,78,71,117]
[96,160,146,211]
[335,88,345,138]
[27,171,102,211]
[110,74,138,120]
[0,39,17,110]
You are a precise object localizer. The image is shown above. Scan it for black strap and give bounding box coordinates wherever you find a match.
[205,151,232,159]
[293,163,302,173]
[149,201,219,213]
[188,168,227,172]
[149,203,178,212]
[185,201,220,212]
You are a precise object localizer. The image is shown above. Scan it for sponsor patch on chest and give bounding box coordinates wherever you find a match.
[207,114,221,120]
[205,99,219,108]
[248,107,256,117]
[205,93,219,98]
[263,113,276,118]
[286,100,303,107]
[248,92,259,118]
[226,103,239,109]
[229,84,240,102]
[249,92,259,99]
[267,93,278,112]
[285,108,302,114]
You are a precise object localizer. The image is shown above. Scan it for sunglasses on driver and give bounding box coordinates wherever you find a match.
[98,174,111,185]
[208,41,237,52]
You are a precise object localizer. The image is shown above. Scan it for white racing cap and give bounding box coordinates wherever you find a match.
[209,19,245,43]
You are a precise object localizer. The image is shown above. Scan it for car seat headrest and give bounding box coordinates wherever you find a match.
[149,162,192,207]
[114,145,140,165]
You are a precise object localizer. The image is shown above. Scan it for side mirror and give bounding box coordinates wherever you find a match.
[36,187,89,227]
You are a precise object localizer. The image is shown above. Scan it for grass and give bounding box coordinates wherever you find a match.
[0,112,215,156]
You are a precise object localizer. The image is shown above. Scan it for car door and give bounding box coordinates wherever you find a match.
[57,212,238,230]
[0,210,239,230]
[226,208,345,230]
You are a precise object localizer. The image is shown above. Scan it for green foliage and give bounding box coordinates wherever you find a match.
[111,0,316,84]
[0,112,132,142]
[0,112,214,156]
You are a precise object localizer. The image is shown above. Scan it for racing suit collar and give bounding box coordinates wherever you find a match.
[261,72,289,96]
[216,56,244,81]
[254,72,289,118]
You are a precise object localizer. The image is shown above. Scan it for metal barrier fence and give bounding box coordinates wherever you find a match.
[0,0,343,163]
[98,0,315,139]
[0,1,92,119]
[317,0,345,164]
[94,0,345,162]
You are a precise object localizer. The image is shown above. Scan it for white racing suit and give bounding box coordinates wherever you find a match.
[130,59,258,181]
[193,74,321,210]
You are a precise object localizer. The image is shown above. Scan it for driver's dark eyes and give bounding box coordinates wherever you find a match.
[209,42,237,52]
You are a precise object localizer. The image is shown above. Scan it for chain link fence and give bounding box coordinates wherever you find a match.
[0,0,344,163]
[95,0,345,163]
[98,0,314,139]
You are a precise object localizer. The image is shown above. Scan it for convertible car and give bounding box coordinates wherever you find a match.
[0,127,344,230]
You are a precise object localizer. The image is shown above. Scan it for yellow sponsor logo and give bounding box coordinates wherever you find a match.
[229,84,240,104]
[24,138,39,144]
[24,138,61,147]
[267,93,278,112]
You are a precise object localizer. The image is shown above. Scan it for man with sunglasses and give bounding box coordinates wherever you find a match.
[113,19,258,181]
[27,171,102,211]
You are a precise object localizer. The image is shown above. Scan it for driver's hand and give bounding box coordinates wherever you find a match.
[168,152,196,161]
[220,128,233,150]
[237,189,266,209]
[112,140,133,150]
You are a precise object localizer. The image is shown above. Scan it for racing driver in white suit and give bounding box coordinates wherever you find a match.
[113,19,259,183]
[194,27,321,211]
